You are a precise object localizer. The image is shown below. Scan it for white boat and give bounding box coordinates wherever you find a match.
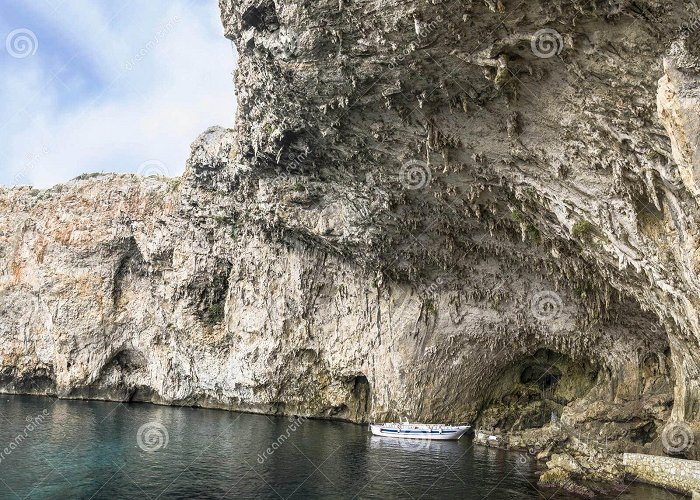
[369,417,471,441]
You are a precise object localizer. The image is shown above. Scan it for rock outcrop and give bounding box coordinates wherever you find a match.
[3,0,700,491]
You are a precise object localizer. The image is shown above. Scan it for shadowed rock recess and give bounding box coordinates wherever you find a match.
[3,0,700,493]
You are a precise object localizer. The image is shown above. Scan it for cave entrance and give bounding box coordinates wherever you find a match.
[322,374,371,422]
[520,363,562,391]
[477,349,598,432]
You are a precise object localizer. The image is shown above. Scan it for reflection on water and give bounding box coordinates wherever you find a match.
[0,395,679,499]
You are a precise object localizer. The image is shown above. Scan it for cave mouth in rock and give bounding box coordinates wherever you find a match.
[330,374,370,420]
[477,349,599,432]
[520,362,562,392]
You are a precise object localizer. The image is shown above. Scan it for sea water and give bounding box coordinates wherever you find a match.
[0,395,678,499]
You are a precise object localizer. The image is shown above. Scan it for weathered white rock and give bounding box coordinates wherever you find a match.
[658,57,700,197]
[1,1,700,475]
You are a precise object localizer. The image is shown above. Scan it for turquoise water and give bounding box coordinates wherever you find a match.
[0,395,679,499]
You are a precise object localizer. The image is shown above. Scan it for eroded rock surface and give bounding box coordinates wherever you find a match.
[3,0,700,490]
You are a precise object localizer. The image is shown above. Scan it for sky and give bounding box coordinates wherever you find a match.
[0,0,237,188]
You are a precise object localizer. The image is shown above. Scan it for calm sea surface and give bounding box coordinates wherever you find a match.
[0,395,679,499]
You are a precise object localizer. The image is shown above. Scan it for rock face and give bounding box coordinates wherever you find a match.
[2,0,700,471]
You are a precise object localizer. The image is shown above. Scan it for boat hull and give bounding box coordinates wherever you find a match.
[370,424,470,441]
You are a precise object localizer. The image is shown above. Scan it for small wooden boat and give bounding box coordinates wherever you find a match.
[369,417,470,441]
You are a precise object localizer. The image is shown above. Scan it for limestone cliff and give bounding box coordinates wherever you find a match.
[3,0,700,490]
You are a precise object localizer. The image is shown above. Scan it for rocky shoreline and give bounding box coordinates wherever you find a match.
[476,424,629,497]
[3,0,700,495]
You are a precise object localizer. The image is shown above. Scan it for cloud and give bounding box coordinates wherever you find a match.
[0,0,236,188]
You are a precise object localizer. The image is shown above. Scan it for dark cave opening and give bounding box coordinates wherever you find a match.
[241,2,278,32]
[347,374,371,419]
[519,363,562,391]
[324,374,371,421]
[478,349,599,432]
